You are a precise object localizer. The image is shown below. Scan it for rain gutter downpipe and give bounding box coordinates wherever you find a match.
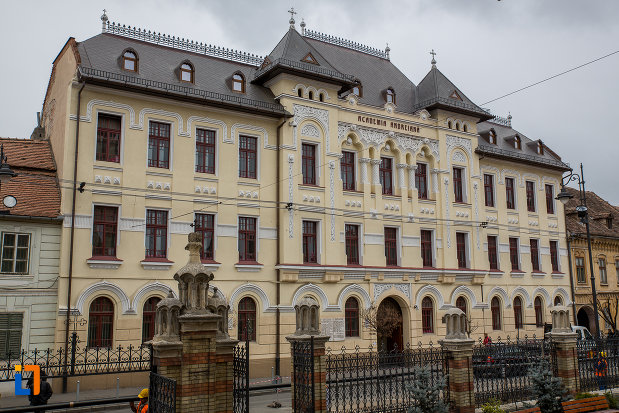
[63,81,85,392]
[275,119,286,377]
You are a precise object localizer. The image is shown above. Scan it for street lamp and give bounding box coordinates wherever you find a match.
[556,163,601,339]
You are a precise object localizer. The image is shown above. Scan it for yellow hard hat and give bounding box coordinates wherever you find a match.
[138,388,149,399]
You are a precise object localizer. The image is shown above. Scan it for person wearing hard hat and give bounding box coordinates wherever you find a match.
[595,351,608,391]
[130,388,149,413]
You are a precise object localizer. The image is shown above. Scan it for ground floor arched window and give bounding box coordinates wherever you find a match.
[238,297,256,341]
[345,297,359,337]
[88,297,114,348]
[142,296,161,342]
[456,296,467,315]
[491,297,501,330]
[513,296,523,329]
[422,297,434,334]
[534,296,544,327]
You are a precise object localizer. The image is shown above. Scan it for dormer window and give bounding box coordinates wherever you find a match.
[319,93,324,102]
[447,121,452,129]
[463,124,468,132]
[489,130,497,144]
[232,74,245,93]
[308,91,314,100]
[180,63,194,83]
[122,50,138,72]
[607,216,613,229]
[386,88,395,104]
[514,136,521,149]
[537,141,544,155]
[352,85,362,97]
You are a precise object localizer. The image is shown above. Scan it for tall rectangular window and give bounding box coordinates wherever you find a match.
[456,232,468,269]
[239,136,257,179]
[238,217,257,262]
[545,184,555,214]
[341,151,355,191]
[195,213,215,260]
[148,121,170,169]
[302,143,316,185]
[576,257,586,283]
[487,235,498,270]
[600,258,608,284]
[345,224,359,265]
[453,167,464,203]
[0,233,30,274]
[380,157,393,195]
[505,177,515,209]
[484,174,495,207]
[530,239,540,271]
[302,221,317,264]
[196,129,216,174]
[145,210,168,258]
[550,240,559,272]
[416,163,428,199]
[0,313,23,358]
[96,114,121,163]
[420,230,433,268]
[509,237,519,270]
[92,206,118,257]
[526,181,536,212]
[384,227,398,266]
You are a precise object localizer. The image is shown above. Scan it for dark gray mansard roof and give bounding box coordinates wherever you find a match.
[477,119,570,171]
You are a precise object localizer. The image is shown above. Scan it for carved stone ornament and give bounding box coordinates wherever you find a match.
[173,232,216,314]
[550,306,572,334]
[152,290,183,344]
[442,308,467,340]
[294,296,321,336]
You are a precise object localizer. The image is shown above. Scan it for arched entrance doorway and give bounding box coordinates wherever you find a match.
[577,306,594,332]
[377,297,404,351]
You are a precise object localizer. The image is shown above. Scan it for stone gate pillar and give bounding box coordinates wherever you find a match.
[286,296,330,413]
[440,308,475,413]
[549,306,579,395]
[151,232,237,413]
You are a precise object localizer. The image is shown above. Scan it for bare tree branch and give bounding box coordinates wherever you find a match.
[360,301,402,339]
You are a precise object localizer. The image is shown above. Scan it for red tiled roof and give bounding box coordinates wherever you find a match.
[0,138,60,218]
[564,187,618,239]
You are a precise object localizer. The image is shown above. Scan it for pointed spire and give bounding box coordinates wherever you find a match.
[507,112,512,127]
[100,9,108,32]
[430,49,437,66]
[300,18,306,35]
[288,7,297,29]
[385,43,390,60]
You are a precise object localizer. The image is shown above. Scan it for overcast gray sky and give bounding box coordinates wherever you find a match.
[1,0,617,203]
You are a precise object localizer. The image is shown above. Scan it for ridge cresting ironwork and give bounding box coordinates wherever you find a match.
[303,28,389,60]
[103,21,264,66]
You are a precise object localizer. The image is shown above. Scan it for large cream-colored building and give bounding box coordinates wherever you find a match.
[41,14,572,377]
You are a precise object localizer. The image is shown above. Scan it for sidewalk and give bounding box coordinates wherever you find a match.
[0,386,142,410]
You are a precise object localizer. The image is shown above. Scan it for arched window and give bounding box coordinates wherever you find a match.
[180,63,194,83]
[238,297,256,341]
[491,297,501,330]
[232,74,245,93]
[319,93,324,102]
[122,50,138,72]
[297,88,303,97]
[489,130,497,144]
[455,123,461,131]
[534,296,544,327]
[513,296,523,329]
[345,297,359,337]
[514,136,521,149]
[463,124,468,132]
[456,296,467,315]
[554,296,563,306]
[88,297,114,347]
[386,88,395,104]
[142,296,161,342]
[447,121,452,129]
[308,91,314,100]
[422,297,434,334]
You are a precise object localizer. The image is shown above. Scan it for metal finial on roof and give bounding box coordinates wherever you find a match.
[288,7,297,28]
[100,9,108,32]
[300,18,306,35]
[507,112,512,127]
[385,43,390,60]
[430,49,437,66]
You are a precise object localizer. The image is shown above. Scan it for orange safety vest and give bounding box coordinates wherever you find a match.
[595,359,608,376]
[137,400,148,413]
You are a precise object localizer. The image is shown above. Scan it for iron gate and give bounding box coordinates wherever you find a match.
[292,338,315,413]
[149,371,176,413]
[577,337,619,392]
[233,339,250,413]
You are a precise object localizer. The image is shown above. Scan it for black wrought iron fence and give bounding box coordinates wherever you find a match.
[577,337,619,392]
[292,339,315,413]
[325,342,448,413]
[0,334,152,381]
[233,340,250,413]
[473,335,554,407]
[149,371,176,413]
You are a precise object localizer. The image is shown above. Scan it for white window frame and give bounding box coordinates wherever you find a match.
[90,203,121,255]
[302,219,322,264]
[545,184,555,215]
[94,110,125,165]
[504,176,518,210]
[344,222,363,266]
[237,133,261,180]
[301,140,321,186]
[0,233,31,274]
[416,161,430,197]
[530,238,541,272]
[194,212,218,261]
[420,228,435,268]
[525,180,537,213]
[455,231,470,269]
[384,225,401,267]
[452,165,468,203]
[146,119,174,171]
[194,126,219,177]
[144,208,171,259]
[340,149,357,189]
[238,215,261,261]
[509,237,521,271]
[483,173,497,208]
[380,155,395,196]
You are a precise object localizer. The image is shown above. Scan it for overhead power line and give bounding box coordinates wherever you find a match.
[481,49,619,105]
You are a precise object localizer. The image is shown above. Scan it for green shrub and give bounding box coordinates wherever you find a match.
[481,399,504,413]
[574,392,596,400]
[529,360,568,413]
[605,392,618,408]
[407,366,449,413]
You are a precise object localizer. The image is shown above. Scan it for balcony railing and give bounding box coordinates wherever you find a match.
[303,29,389,60]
